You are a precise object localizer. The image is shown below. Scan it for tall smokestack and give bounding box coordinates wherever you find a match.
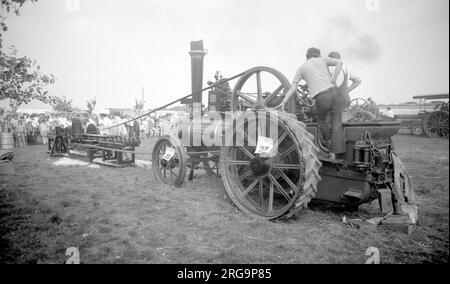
[189,40,207,117]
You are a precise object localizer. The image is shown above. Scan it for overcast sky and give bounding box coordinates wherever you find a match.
[2,0,449,111]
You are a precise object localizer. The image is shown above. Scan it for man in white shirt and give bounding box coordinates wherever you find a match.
[328,51,361,107]
[382,107,395,118]
[39,120,49,144]
[386,107,395,118]
[279,47,347,157]
[99,113,112,135]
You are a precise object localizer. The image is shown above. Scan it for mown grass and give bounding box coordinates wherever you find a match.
[0,135,448,264]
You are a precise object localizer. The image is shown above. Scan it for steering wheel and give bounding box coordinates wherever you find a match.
[296,84,315,107]
[349,98,369,109]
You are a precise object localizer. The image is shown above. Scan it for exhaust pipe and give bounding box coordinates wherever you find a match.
[189,40,207,117]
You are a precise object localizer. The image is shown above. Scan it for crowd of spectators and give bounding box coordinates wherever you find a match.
[0,110,183,148]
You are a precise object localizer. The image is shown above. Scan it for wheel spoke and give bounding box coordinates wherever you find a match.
[276,169,298,194]
[272,163,302,170]
[264,85,283,105]
[240,179,259,198]
[238,169,253,182]
[256,71,263,105]
[238,146,255,159]
[168,168,178,177]
[273,130,288,150]
[268,173,292,202]
[227,160,251,166]
[259,180,264,206]
[280,144,296,159]
[268,181,274,213]
[237,92,257,105]
[436,115,442,124]
[237,128,257,147]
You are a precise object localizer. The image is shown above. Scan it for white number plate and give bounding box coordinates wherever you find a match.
[255,136,274,156]
[162,147,176,161]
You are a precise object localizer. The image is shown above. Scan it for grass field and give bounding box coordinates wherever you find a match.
[0,134,448,264]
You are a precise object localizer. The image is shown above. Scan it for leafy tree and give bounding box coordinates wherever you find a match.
[86,97,96,116]
[1,0,56,109]
[1,0,38,48]
[51,96,77,113]
[1,46,56,105]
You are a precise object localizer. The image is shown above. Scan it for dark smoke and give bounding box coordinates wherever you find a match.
[318,15,381,64]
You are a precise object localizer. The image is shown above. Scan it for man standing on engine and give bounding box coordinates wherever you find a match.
[328,51,361,107]
[277,47,346,160]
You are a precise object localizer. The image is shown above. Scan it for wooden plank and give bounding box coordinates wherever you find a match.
[379,214,415,234]
[83,134,109,138]
[70,149,88,157]
[378,188,393,214]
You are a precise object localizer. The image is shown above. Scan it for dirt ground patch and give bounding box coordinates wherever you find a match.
[0,135,448,264]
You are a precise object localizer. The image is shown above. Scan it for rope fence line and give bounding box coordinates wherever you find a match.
[99,70,248,132]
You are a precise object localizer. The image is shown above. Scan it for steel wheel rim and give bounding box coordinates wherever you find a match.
[410,123,424,135]
[221,112,303,218]
[153,139,183,184]
[425,112,449,138]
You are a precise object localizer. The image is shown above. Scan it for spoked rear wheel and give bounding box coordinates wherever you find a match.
[423,111,449,138]
[151,136,187,187]
[220,111,322,219]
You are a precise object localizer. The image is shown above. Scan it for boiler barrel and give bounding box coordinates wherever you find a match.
[183,118,230,148]
[0,132,14,150]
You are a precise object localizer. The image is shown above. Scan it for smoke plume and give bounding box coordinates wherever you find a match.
[317,15,381,64]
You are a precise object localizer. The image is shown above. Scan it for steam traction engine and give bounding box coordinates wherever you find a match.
[151,40,414,220]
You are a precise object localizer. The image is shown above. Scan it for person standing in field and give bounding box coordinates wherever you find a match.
[385,107,395,118]
[39,118,49,145]
[99,113,113,136]
[15,119,26,147]
[140,119,147,139]
[367,98,381,118]
[10,114,18,147]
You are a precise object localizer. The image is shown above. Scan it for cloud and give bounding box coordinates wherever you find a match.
[317,15,381,64]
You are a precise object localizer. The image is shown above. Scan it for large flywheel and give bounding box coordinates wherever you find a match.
[231,66,296,113]
[219,111,322,219]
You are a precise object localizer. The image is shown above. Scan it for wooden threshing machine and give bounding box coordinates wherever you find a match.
[47,113,141,167]
[151,40,414,220]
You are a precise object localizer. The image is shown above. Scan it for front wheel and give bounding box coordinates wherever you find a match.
[151,135,187,187]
